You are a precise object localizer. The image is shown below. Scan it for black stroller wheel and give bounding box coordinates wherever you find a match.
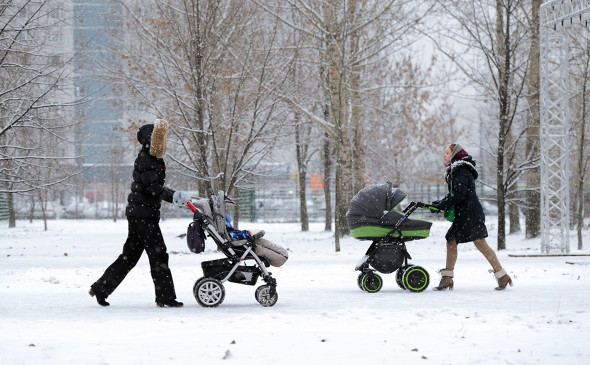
[396,266,409,290]
[194,277,225,307]
[362,272,383,293]
[402,265,429,292]
[255,285,278,307]
[357,273,367,291]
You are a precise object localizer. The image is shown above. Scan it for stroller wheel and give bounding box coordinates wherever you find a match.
[362,272,383,293]
[255,285,278,307]
[401,265,430,293]
[193,277,225,307]
[396,266,409,290]
[357,273,367,291]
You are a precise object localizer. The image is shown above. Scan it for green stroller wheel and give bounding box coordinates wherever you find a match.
[357,273,367,291]
[396,266,409,290]
[402,265,429,292]
[362,272,383,293]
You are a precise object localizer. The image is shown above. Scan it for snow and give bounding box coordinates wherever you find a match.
[1,217,589,365]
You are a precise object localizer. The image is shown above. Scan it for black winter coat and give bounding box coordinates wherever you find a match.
[437,156,488,243]
[125,124,174,220]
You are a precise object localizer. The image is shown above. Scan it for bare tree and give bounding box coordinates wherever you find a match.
[105,127,131,222]
[434,0,538,250]
[524,0,541,239]
[0,0,78,227]
[294,113,312,231]
[255,0,432,251]
[115,0,291,199]
[363,54,457,188]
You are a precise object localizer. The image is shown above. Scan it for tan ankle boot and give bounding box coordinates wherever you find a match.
[434,269,454,291]
[491,268,513,290]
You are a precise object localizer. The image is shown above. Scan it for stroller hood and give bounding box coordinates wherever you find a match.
[346,182,432,240]
[346,182,407,230]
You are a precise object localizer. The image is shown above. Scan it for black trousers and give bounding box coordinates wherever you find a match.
[91,217,177,303]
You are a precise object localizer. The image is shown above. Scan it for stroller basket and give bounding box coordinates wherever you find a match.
[201,259,232,278]
[369,245,407,274]
[201,259,260,286]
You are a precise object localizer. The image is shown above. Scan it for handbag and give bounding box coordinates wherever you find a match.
[187,221,206,253]
[444,207,455,222]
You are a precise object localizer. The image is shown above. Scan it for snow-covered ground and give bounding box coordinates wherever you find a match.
[1,216,589,365]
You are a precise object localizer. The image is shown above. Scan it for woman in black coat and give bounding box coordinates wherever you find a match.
[431,144,512,291]
[89,119,192,307]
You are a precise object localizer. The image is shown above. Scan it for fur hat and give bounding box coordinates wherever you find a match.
[150,119,169,158]
[136,119,169,158]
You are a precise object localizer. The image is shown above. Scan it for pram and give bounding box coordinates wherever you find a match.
[186,191,288,307]
[346,182,432,293]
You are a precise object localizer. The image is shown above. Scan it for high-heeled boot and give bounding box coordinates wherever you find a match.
[433,269,454,291]
[490,268,513,290]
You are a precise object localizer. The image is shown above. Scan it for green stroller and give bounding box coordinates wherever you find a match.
[346,182,432,293]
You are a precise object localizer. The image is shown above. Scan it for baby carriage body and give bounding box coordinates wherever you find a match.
[346,183,432,293]
[187,192,288,307]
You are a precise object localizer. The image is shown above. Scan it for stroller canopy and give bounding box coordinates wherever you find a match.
[192,191,234,240]
[346,182,432,240]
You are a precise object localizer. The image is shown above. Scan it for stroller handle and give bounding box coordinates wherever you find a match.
[187,201,204,220]
[187,201,197,213]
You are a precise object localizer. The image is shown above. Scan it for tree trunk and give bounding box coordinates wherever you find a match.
[525,0,541,239]
[8,192,16,228]
[505,111,519,234]
[39,190,48,231]
[323,0,353,247]
[189,4,213,197]
[497,150,507,250]
[496,0,509,250]
[334,134,354,239]
[111,172,119,223]
[320,44,332,232]
[349,10,365,196]
[509,203,520,233]
[323,131,332,232]
[295,113,309,231]
[29,195,35,223]
[576,47,589,250]
[333,127,354,243]
[234,187,240,230]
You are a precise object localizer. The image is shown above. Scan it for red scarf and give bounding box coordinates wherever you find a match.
[452,148,468,163]
[445,148,469,167]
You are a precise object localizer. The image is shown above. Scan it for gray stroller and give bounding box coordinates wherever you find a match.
[346,183,432,293]
[187,192,288,307]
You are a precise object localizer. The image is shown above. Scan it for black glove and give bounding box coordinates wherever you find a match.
[429,201,441,213]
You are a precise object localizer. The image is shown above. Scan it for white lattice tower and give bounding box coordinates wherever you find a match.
[540,0,590,253]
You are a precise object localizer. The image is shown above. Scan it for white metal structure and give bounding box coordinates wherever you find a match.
[540,0,590,253]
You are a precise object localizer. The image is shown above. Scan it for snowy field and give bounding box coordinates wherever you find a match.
[1,216,589,365]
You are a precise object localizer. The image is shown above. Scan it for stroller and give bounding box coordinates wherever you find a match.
[346,182,433,293]
[186,191,288,307]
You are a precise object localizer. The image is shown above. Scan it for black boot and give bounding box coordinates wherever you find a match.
[156,299,183,308]
[89,288,110,307]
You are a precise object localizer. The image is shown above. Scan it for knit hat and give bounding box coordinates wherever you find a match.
[450,143,468,163]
